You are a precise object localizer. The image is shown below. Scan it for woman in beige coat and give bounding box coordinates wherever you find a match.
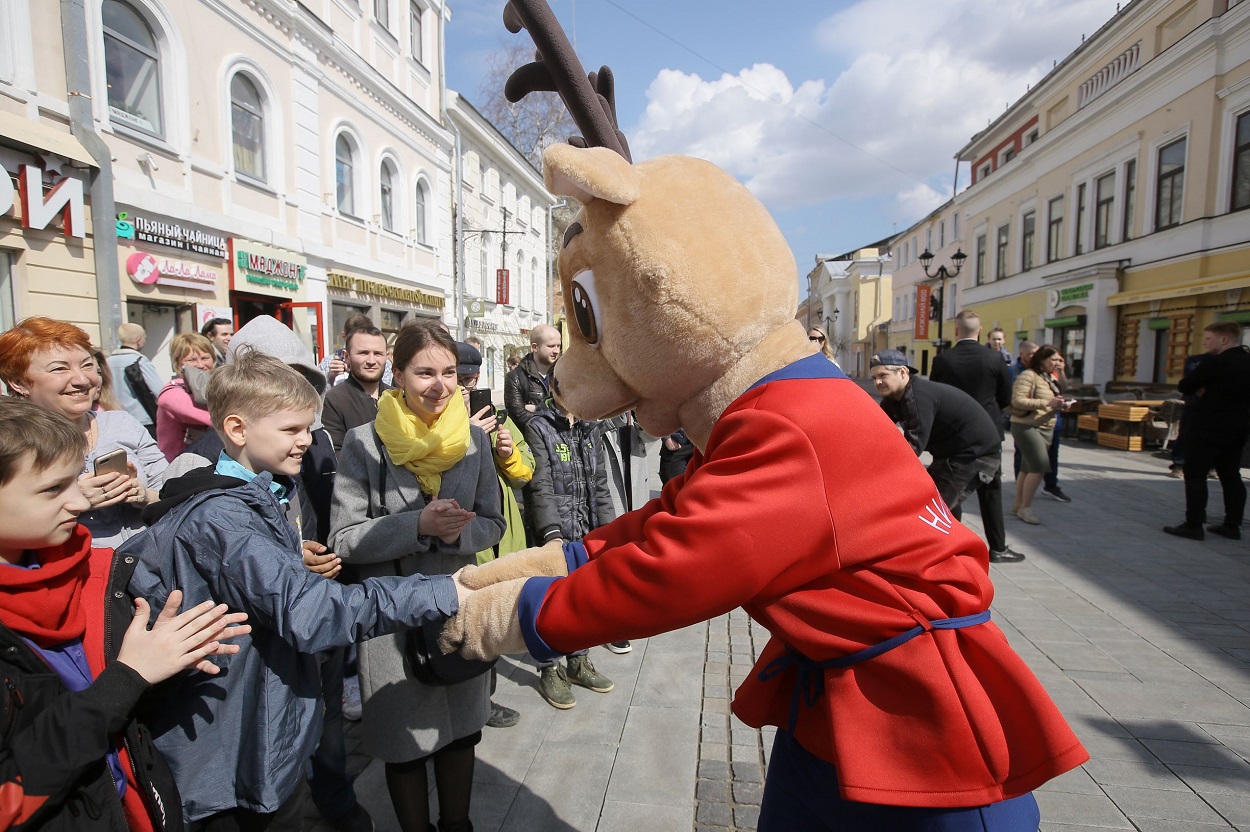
[1009,344,1066,524]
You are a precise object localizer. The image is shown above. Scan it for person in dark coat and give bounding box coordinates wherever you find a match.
[872,350,1005,522]
[322,325,390,451]
[1164,322,1250,541]
[929,310,1025,563]
[504,324,561,430]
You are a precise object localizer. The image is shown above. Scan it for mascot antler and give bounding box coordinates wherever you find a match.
[502,0,632,162]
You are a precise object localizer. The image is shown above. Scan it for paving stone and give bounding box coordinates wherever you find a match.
[732,761,763,783]
[696,800,732,826]
[696,778,729,802]
[1034,789,1134,828]
[732,780,764,804]
[1129,821,1236,832]
[698,759,729,780]
[1142,738,1250,769]
[597,801,694,832]
[1169,763,1250,797]
[604,706,699,808]
[1105,785,1228,824]
[1202,790,1250,825]
[700,742,728,762]
[734,805,760,829]
[1083,758,1190,790]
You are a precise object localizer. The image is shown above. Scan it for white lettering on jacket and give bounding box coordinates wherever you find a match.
[918,497,953,535]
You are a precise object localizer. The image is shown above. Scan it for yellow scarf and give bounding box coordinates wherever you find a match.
[374,387,471,496]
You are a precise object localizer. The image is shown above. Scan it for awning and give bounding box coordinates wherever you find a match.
[0,112,97,168]
[1107,272,1250,306]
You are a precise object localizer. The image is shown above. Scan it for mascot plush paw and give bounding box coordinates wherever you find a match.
[456,539,569,590]
[439,577,529,661]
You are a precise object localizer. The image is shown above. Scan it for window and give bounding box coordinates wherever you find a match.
[409,2,423,62]
[516,253,525,308]
[1074,183,1086,255]
[335,134,355,216]
[938,220,945,249]
[1021,211,1035,271]
[479,252,488,296]
[379,161,396,232]
[1026,129,1039,146]
[1155,138,1185,230]
[1003,147,1016,164]
[1233,113,1250,212]
[1094,172,1115,249]
[230,74,265,181]
[952,213,959,241]
[1122,159,1137,239]
[479,165,488,198]
[980,164,991,180]
[374,0,390,29]
[102,0,162,137]
[925,228,932,252]
[1047,196,1064,263]
[974,235,986,285]
[995,225,1009,280]
[414,180,428,244]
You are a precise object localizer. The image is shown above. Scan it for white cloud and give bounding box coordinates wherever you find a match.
[627,0,1119,224]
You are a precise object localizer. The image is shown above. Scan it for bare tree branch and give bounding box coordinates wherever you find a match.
[478,39,577,171]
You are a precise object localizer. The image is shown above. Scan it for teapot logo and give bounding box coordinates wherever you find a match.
[116,211,135,240]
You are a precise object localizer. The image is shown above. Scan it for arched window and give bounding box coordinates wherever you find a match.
[414,180,428,244]
[230,74,265,181]
[531,256,540,310]
[335,134,355,215]
[515,252,524,308]
[103,0,163,137]
[379,160,397,232]
[479,251,488,297]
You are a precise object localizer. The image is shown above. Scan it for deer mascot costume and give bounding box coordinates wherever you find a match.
[441,3,1088,827]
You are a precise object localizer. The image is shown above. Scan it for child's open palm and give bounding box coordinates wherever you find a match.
[117,590,251,684]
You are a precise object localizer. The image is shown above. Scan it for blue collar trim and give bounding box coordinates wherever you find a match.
[747,353,849,392]
[215,451,289,503]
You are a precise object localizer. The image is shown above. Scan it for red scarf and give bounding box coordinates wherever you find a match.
[0,526,91,647]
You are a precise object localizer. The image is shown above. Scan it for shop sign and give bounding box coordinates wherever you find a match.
[496,269,510,305]
[231,240,306,293]
[1048,283,1093,309]
[913,284,931,340]
[465,299,486,318]
[327,272,445,309]
[468,318,517,335]
[115,210,228,259]
[125,250,219,291]
[196,304,233,330]
[0,163,85,238]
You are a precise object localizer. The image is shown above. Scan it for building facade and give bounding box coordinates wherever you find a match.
[806,247,893,375]
[954,0,1250,384]
[887,199,966,376]
[446,92,554,394]
[2,0,457,378]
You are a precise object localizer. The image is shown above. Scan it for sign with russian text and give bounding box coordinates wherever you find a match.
[0,164,85,238]
[914,285,931,340]
[125,250,219,291]
[496,269,510,305]
[1048,283,1093,309]
[230,240,306,294]
[327,272,444,309]
[116,210,228,259]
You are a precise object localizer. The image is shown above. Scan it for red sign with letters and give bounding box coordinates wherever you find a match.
[496,269,510,305]
[914,285,931,340]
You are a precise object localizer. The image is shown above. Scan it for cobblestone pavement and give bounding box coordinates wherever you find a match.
[294,433,1249,831]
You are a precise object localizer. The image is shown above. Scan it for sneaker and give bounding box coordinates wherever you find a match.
[1042,484,1071,503]
[1208,524,1242,540]
[605,641,632,654]
[988,546,1026,563]
[330,804,375,832]
[486,700,520,728]
[565,655,614,693]
[342,674,362,721]
[1016,507,1041,525]
[1167,465,1184,479]
[539,665,576,709]
[1163,523,1204,541]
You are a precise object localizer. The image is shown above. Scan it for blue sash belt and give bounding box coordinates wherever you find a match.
[757,610,991,733]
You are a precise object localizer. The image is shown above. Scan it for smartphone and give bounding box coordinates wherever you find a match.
[468,388,493,417]
[334,348,346,361]
[94,448,128,477]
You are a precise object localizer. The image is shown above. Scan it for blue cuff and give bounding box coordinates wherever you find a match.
[517,576,563,662]
[563,541,588,572]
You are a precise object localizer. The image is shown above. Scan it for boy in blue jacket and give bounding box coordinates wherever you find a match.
[124,351,471,830]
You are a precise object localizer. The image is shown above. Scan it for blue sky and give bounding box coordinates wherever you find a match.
[445,0,1122,281]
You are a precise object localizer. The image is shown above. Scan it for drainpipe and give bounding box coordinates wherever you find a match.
[546,198,568,322]
[438,4,465,338]
[61,0,121,351]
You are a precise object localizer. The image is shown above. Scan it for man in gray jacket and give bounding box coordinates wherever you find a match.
[107,322,163,436]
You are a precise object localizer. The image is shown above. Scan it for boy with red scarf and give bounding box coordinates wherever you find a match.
[0,398,250,832]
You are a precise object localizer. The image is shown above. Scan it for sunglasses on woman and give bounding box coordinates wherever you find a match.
[809,335,826,343]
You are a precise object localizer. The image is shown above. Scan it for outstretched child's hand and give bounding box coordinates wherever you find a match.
[117,590,251,684]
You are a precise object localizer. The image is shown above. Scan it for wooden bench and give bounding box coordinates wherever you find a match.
[1096,401,1166,451]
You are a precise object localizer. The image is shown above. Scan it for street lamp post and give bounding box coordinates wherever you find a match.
[918,248,967,354]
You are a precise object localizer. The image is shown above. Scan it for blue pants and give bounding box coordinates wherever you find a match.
[307,647,359,821]
[757,730,1041,831]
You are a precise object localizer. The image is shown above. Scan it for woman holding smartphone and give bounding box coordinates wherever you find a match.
[0,317,166,548]
[330,320,505,832]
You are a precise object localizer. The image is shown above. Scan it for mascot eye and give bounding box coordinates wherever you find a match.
[570,270,601,348]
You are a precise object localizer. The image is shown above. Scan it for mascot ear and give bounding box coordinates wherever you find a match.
[543,144,640,206]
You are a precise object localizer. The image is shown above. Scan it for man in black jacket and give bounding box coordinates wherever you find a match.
[929,310,1026,563]
[505,324,561,429]
[872,351,1011,541]
[322,325,389,451]
[1164,322,1250,541]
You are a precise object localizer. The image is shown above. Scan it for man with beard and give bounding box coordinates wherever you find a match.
[505,324,562,430]
[322,325,389,451]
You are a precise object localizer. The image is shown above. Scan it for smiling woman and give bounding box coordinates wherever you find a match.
[0,317,167,548]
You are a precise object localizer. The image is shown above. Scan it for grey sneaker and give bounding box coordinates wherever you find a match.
[539,665,576,709]
[565,655,614,693]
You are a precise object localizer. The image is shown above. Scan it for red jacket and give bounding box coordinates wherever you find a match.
[518,355,1087,807]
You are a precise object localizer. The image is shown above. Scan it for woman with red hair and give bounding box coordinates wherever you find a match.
[0,317,167,548]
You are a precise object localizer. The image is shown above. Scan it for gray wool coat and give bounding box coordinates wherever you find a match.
[329,422,505,762]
